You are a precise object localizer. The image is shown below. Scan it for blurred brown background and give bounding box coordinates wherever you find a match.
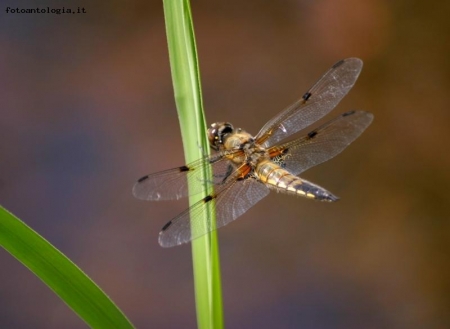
[1,0,449,328]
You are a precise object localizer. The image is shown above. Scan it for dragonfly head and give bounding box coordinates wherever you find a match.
[208,122,234,150]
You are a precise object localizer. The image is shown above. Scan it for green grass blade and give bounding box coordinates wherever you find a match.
[162,1,224,328]
[0,206,134,329]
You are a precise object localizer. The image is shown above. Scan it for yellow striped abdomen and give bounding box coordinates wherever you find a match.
[254,160,338,202]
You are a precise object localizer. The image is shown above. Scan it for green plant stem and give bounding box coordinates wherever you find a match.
[162,1,224,328]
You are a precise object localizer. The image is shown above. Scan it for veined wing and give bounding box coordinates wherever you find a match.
[158,167,269,247]
[132,149,242,201]
[268,111,374,176]
[255,58,363,147]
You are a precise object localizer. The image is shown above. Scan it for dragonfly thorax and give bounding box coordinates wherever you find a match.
[222,130,269,167]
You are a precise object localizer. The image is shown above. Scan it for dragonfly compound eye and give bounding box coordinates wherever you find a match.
[208,122,234,149]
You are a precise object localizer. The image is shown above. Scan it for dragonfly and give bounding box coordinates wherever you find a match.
[133,58,373,247]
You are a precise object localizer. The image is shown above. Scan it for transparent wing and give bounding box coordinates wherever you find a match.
[158,175,269,247]
[132,150,242,201]
[268,111,373,175]
[255,58,363,147]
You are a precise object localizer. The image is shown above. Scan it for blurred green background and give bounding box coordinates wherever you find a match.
[1,0,449,328]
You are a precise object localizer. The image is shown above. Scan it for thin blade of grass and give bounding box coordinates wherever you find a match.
[162,1,224,328]
[0,206,134,329]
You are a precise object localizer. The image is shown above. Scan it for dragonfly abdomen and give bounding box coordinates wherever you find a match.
[255,160,338,202]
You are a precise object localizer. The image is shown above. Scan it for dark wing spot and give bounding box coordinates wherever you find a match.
[179,165,191,172]
[203,195,214,203]
[332,59,345,69]
[307,130,318,139]
[342,110,355,117]
[161,221,172,231]
[137,175,149,183]
[302,92,312,101]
